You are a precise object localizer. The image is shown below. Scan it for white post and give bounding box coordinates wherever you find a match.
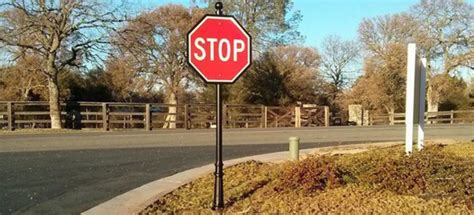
[405,43,416,155]
[417,58,427,150]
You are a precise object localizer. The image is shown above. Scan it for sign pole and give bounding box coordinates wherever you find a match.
[213,83,224,210]
[417,58,427,150]
[213,2,224,211]
[405,43,416,155]
[187,0,251,209]
[405,43,427,154]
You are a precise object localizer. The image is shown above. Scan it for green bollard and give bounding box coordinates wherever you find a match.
[289,136,300,161]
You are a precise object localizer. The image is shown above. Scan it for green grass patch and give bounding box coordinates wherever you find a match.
[141,143,474,214]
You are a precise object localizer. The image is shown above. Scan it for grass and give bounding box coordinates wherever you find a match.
[141,143,474,214]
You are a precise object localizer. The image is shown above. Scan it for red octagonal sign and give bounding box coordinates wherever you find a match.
[188,15,251,83]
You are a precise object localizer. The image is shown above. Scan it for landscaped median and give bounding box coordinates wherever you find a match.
[81,141,473,214]
[140,142,473,214]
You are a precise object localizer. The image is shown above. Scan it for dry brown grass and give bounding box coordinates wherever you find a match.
[141,143,474,214]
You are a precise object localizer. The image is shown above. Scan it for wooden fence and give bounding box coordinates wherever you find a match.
[368,110,474,125]
[0,101,330,131]
[1,101,471,131]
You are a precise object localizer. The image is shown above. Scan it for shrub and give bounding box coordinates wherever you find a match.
[278,155,347,193]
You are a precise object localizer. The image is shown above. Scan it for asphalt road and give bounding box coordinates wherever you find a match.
[0,124,472,214]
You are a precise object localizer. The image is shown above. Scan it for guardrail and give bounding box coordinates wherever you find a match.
[0,101,329,131]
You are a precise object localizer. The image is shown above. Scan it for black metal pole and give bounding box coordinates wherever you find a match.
[212,1,224,211]
[213,83,224,210]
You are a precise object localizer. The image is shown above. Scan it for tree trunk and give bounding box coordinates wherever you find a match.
[163,91,177,129]
[426,84,439,124]
[22,79,33,100]
[426,84,439,112]
[46,52,62,129]
[48,77,62,129]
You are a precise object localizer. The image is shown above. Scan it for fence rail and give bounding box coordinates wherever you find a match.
[0,101,329,131]
[0,101,472,131]
[368,110,474,125]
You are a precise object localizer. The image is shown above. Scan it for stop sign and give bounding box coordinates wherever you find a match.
[187,15,251,83]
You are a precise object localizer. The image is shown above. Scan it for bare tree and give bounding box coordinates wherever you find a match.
[201,0,303,54]
[349,43,407,114]
[410,0,473,112]
[356,13,416,113]
[111,4,205,128]
[319,35,360,109]
[0,0,124,129]
[359,13,417,56]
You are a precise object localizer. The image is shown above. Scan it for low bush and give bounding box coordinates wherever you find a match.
[277,155,347,193]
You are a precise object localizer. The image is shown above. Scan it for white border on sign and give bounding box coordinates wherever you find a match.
[188,16,251,83]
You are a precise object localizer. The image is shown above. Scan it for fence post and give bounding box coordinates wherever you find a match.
[223,104,227,128]
[264,106,268,128]
[145,104,151,131]
[324,106,330,127]
[450,110,454,124]
[102,103,109,131]
[366,110,371,126]
[184,104,192,130]
[7,102,13,131]
[184,104,188,129]
[389,110,395,125]
[294,107,301,128]
[369,112,373,126]
[362,110,366,126]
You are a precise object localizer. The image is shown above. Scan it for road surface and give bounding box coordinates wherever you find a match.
[0,124,472,214]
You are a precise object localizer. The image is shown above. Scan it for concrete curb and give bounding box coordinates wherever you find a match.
[81,141,407,215]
